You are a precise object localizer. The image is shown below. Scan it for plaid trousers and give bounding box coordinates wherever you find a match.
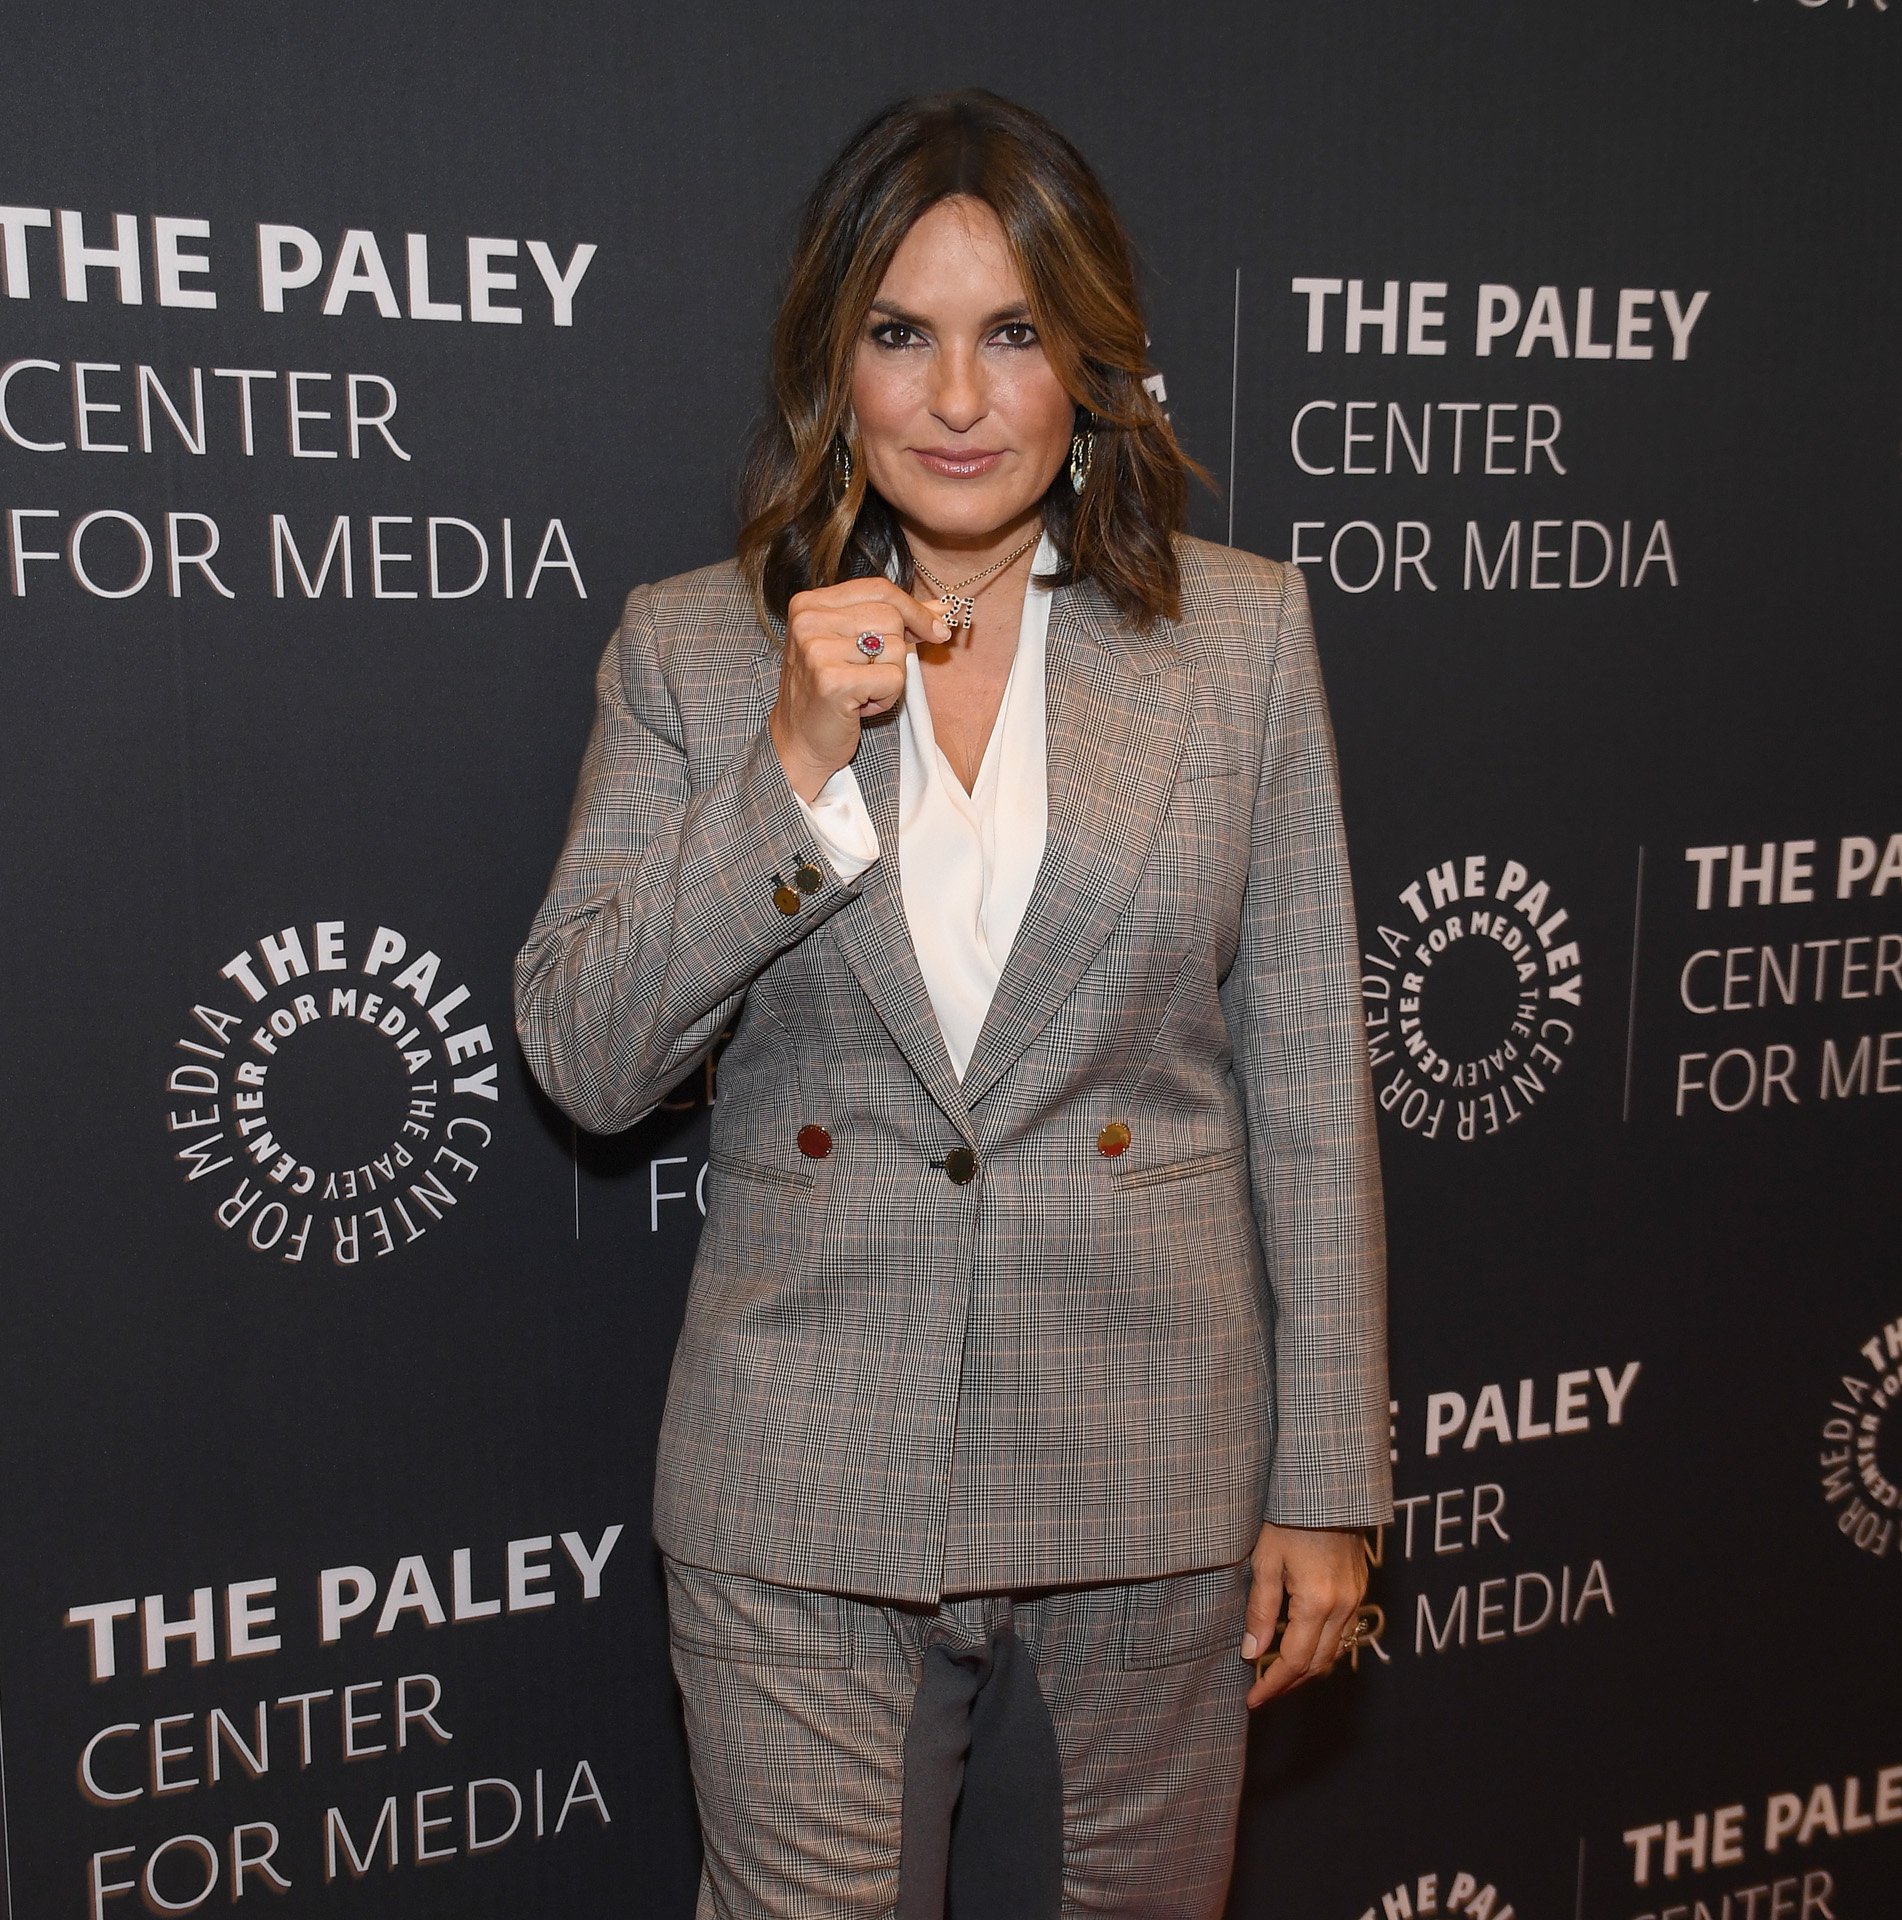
[666,1555,1253,1919]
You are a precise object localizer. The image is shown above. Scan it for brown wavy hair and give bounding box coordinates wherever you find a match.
[737,90,1205,632]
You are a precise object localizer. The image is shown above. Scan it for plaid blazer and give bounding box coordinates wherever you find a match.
[516,538,1390,1603]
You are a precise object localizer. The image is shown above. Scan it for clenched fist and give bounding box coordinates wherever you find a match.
[768,578,950,801]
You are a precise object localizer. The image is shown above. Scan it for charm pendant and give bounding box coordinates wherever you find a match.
[913,528,1040,635]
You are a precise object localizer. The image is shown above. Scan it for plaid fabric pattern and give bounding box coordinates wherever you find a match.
[516,540,1391,1603]
[665,1556,1254,1920]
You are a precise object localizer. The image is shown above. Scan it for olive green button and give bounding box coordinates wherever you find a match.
[944,1146,978,1185]
[795,862,825,894]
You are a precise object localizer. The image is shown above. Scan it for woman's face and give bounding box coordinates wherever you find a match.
[850,196,1076,551]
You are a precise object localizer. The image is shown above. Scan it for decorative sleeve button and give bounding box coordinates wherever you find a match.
[772,876,802,915]
[1097,1121,1132,1157]
[796,1125,833,1159]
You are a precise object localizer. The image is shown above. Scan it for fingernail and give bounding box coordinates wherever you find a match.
[1240,1633,1258,1659]
[934,620,950,640]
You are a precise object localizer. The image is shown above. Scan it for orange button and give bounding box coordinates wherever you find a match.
[797,1125,833,1159]
[774,885,801,915]
[1097,1121,1131,1157]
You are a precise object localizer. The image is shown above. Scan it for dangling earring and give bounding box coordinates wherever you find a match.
[1068,425,1095,495]
[833,434,853,490]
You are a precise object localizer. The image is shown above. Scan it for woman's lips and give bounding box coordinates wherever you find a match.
[911,447,1007,478]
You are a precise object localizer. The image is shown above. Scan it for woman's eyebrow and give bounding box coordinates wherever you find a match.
[867,300,1034,329]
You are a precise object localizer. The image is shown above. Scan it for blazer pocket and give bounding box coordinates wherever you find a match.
[1119,1560,1251,1670]
[1115,1145,1245,1192]
[1173,744,1252,785]
[664,1561,853,1671]
[706,1150,814,1194]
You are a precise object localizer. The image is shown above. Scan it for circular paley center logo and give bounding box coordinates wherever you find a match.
[1819,1315,1902,1560]
[164,920,499,1265]
[1352,1869,1517,1920]
[1361,854,1584,1145]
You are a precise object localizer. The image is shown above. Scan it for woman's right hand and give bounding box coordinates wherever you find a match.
[768,578,949,801]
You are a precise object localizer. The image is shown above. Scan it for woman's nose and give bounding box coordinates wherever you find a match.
[930,347,987,434]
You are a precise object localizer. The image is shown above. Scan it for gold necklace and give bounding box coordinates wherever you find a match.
[912,528,1042,630]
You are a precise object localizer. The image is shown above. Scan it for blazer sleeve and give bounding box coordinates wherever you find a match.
[514,585,867,1134]
[1218,561,1394,1529]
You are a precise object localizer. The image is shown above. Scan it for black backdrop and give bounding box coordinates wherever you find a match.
[2,4,1897,1917]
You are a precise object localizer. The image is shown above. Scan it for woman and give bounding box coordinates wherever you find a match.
[517,90,1389,1920]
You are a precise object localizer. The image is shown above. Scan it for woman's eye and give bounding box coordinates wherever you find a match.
[994,322,1037,347]
[871,322,916,349]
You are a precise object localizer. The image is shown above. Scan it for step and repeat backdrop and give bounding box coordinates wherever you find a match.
[1,3,1895,1917]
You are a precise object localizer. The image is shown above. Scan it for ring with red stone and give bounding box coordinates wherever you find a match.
[854,631,885,660]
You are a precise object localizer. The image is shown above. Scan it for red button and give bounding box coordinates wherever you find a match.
[797,1125,832,1159]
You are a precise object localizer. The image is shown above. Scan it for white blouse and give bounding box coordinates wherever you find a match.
[795,534,1055,1079]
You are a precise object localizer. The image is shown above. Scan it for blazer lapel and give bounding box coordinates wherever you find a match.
[751,639,971,1138]
[957,583,1190,1112]
[822,709,976,1142]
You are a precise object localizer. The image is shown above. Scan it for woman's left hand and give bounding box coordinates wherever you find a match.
[1241,1521,1368,1707]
